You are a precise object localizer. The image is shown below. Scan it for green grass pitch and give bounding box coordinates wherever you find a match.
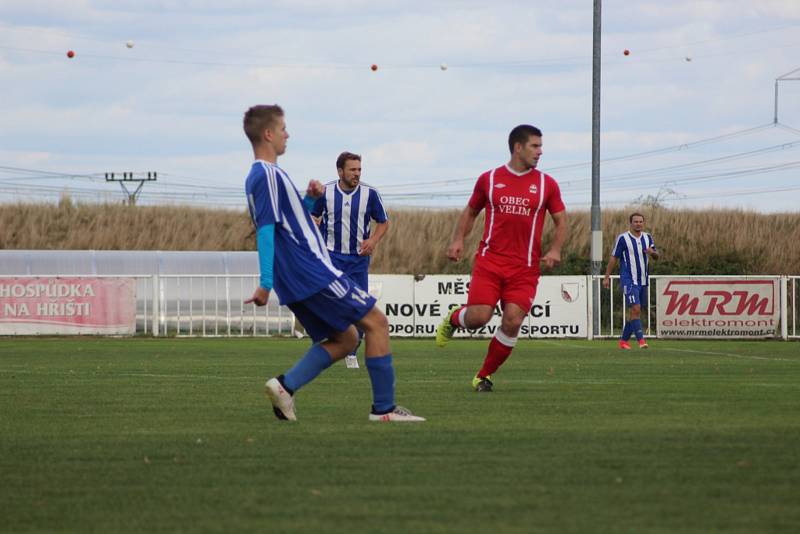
[1,337,799,533]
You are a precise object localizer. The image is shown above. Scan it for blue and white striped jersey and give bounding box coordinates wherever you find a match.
[312,181,388,256]
[612,231,656,286]
[245,160,342,304]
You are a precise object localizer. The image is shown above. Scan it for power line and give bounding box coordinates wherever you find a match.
[564,184,800,207]
[3,119,800,206]
[379,122,781,191]
[548,123,777,172]
[561,143,800,186]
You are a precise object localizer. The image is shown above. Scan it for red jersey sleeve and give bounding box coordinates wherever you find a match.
[545,174,566,214]
[467,172,489,211]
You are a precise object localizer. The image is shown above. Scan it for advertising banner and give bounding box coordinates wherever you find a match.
[0,277,137,335]
[414,274,503,338]
[521,275,588,338]
[371,275,416,337]
[373,274,588,339]
[656,278,779,338]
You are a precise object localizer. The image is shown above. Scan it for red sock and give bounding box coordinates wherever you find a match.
[449,306,467,328]
[478,335,515,378]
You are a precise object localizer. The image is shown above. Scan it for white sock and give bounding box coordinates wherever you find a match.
[455,307,468,328]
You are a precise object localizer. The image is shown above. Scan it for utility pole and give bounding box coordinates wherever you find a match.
[591,0,603,336]
[105,172,157,205]
[774,66,800,124]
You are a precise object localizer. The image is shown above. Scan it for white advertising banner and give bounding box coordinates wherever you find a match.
[0,277,137,335]
[522,275,588,338]
[415,274,503,338]
[656,278,780,338]
[372,274,588,339]
[371,275,416,337]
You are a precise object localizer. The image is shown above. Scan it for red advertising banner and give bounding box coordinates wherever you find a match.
[0,277,136,335]
[656,278,779,338]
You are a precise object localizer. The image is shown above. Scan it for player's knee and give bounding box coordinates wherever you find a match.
[501,317,524,336]
[360,307,388,334]
[469,308,493,327]
[327,326,359,356]
[342,326,359,351]
[347,334,359,353]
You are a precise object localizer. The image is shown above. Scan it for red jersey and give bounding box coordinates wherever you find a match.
[468,164,565,268]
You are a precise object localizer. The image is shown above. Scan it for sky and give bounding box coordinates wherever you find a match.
[1,0,800,212]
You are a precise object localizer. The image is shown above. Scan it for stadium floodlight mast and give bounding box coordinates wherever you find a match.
[774,66,800,124]
[105,171,157,206]
[591,0,602,336]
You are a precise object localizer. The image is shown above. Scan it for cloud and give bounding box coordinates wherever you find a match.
[2,1,800,211]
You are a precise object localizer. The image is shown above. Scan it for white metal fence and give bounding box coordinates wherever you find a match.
[154,275,293,337]
[593,275,798,340]
[140,274,800,340]
[788,276,799,340]
[3,274,798,339]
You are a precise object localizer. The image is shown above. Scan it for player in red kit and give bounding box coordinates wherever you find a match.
[436,124,568,392]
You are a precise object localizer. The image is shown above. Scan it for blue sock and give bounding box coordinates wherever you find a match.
[283,343,333,393]
[622,321,633,341]
[631,319,644,341]
[365,354,395,414]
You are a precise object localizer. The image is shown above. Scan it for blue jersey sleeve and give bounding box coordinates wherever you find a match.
[302,194,317,213]
[612,235,625,258]
[246,165,281,229]
[648,234,656,250]
[256,224,275,290]
[369,189,388,223]
[311,195,325,217]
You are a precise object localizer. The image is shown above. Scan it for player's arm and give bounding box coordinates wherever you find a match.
[360,190,390,256]
[303,180,325,213]
[603,234,626,288]
[603,256,617,289]
[359,220,389,256]
[542,210,568,270]
[447,205,481,262]
[646,236,659,260]
[245,224,274,306]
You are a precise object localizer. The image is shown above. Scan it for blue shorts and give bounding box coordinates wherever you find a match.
[329,251,369,291]
[623,284,648,309]
[288,275,376,343]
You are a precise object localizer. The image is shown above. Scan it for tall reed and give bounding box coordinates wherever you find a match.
[1,202,798,274]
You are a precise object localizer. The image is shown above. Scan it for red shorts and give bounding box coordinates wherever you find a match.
[467,254,540,313]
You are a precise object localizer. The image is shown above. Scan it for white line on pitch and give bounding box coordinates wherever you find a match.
[537,340,600,350]
[117,373,252,380]
[662,347,795,362]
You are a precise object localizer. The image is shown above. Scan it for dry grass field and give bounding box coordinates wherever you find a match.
[1,200,798,274]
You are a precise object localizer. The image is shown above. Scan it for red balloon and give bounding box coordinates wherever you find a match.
[623,49,630,56]
[67,50,75,58]
[370,64,378,71]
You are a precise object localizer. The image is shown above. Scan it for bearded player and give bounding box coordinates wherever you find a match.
[436,124,568,392]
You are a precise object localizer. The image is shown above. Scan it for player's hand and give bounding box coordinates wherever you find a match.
[447,240,463,262]
[602,275,610,289]
[359,238,377,256]
[645,247,657,256]
[306,180,325,198]
[541,249,561,270]
[245,286,270,307]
